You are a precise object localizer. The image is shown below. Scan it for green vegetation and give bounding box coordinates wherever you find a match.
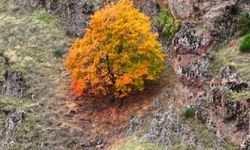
[115,137,164,150]
[53,47,65,58]
[0,4,79,149]
[155,9,181,44]
[227,90,250,101]
[181,107,195,119]
[209,38,250,81]
[240,34,250,53]
[167,145,193,150]
[35,10,57,24]
[188,120,216,149]
[188,119,238,149]
[238,13,250,35]
[0,2,6,13]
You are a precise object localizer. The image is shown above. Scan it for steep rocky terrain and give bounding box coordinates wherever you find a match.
[0,0,249,149]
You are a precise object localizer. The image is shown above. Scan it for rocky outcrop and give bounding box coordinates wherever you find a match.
[0,110,25,150]
[12,0,160,36]
[173,26,202,55]
[142,109,226,149]
[143,110,202,148]
[241,135,250,150]
[9,0,101,36]
[170,0,249,146]
[0,54,26,98]
[126,117,145,135]
[3,70,26,98]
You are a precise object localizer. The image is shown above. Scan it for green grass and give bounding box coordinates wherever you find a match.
[34,10,57,24]
[114,137,164,150]
[154,9,181,44]
[227,90,250,101]
[238,13,250,35]
[0,3,7,13]
[187,120,238,149]
[240,34,250,53]
[0,3,80,149]
[167,145,194,150]
[188,120,217,149]
[209,38,250,81]
[181,107,195,119]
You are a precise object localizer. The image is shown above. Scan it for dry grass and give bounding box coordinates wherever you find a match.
[0,2,80,149]
[0,2,179,149]
[209,37,250,102]
[209,38,250,81]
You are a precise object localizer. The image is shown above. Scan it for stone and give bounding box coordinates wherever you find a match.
[173,25,202,55]
[0,110,25,149]
[143,110,201,147]
[3,70,26,98]
[241,135,250,150]
[126,117,144,135]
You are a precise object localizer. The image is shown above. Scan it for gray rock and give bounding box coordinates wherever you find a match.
[174,25,202,54]
[143,110,201,147]
[220,65,240,83]
[241,135,250,150]
[195,95,211,124]
[126,117,145,135]
[3,70,26,98]
[0,110,25,150]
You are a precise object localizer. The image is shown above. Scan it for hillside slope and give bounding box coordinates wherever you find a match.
[0,0,249,150]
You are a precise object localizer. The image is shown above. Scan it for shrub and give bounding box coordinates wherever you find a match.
[181,107,195,119]
[155,9,181,44]
[53,48,65,58]
[65,0,165,99]
[238,13,250,35]
[240,34,250,53]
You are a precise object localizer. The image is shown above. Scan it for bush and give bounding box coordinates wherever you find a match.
[238,13,250,35]
[53,48,65,58]
[65,0,165,99]
[181,107,196,119]
[240,34,250,53]
[155,9,181,44]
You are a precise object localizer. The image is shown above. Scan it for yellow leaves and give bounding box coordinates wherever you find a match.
[115,73,133,88]
[65,0,165,99]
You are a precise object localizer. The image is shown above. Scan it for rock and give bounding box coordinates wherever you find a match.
[13,0,100,37]
[16,0,42,8]
[82,1,95,14]
[195,95,210,124]
[135,0,160,19]
[3,70,26,98]
[158,0,195,19]
[0,54,26,98]
[126,117,144,135]
[202,1,239,40]
[0,54,5,85]
[241,135,250,150]
[0,110,25,149]
[177,55,210,88]
[173,25,202,55]
[143,110,201,147]
[220,66,240,83]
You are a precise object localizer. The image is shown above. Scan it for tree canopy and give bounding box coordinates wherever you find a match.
[65,0,165,99]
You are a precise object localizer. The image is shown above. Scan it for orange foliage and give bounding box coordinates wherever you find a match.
[65,0,165,99]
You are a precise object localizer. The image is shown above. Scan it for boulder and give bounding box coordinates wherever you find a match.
[3,70,26,98]
[241,135,250,150]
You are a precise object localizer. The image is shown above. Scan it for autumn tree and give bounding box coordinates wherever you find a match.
[65,0,165,99]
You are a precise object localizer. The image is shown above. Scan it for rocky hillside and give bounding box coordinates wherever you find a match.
[0,0,249,149]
